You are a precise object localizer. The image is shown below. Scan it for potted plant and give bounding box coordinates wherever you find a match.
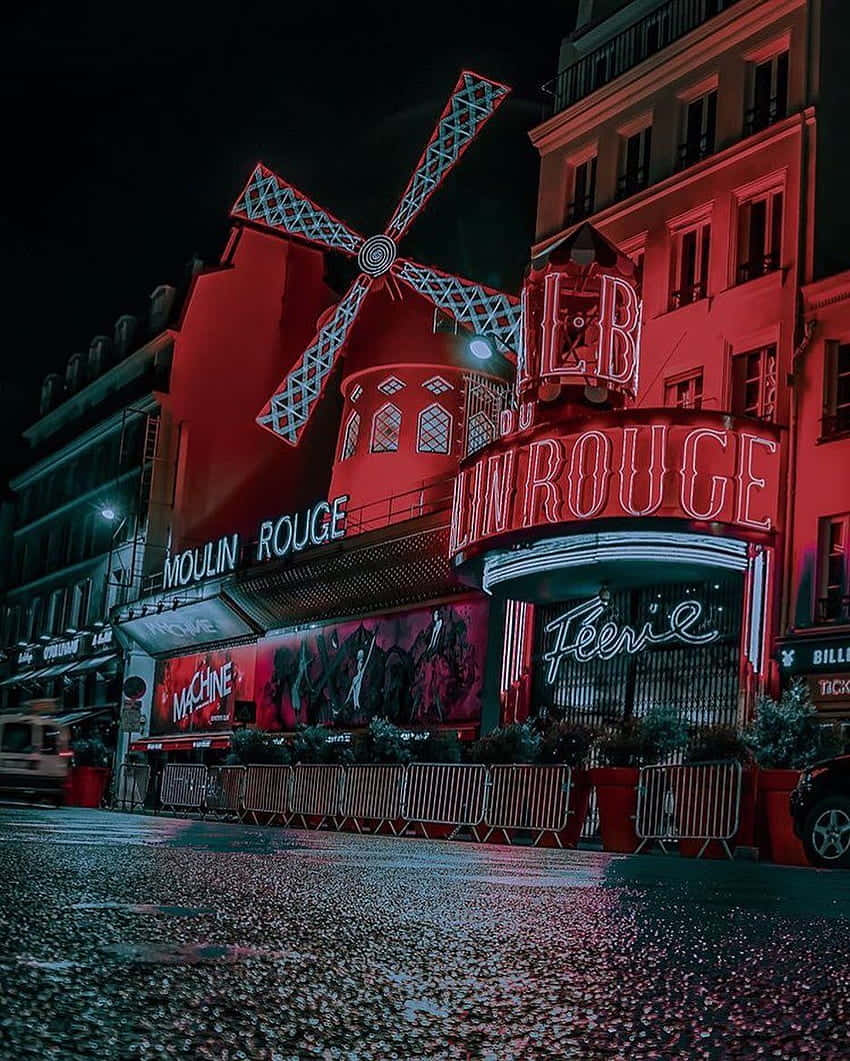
[67,737,111,808]
[228,729,292,766]
[590,719,645,853]
[357,718,412,766]
[678,726,755,858]
[591,706,689,853]
[469,723,541,765]
[745,680,843,866]
[538,721,596,847]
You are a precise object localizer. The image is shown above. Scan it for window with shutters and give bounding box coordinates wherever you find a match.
[370,403,402,453]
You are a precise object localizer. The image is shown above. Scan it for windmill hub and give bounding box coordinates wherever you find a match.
[357,234,397,277]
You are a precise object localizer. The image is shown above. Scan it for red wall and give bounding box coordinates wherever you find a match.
[161,226,338,552]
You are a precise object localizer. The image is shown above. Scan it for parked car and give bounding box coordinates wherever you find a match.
[790,755,850,867]
[0,713,72,805]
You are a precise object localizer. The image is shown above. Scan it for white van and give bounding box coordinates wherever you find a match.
[0,712,73,804]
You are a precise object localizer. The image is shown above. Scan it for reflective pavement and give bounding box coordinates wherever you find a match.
[1,807,850,1059]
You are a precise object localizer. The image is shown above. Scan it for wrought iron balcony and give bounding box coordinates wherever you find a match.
[743,96,787,137]
[676,133,714,171]
[816,595,850,624]
[669,281,706,310]
[616,167,649,201]
[543,0,744,115]
[566,193,596,225]
[736,253,780,285]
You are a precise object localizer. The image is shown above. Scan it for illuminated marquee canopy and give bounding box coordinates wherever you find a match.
[451,410,783,558]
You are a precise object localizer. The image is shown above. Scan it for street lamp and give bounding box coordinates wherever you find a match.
[100,507,130,617]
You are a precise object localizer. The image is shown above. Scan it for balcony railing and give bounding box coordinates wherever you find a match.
[736,253,780,285]
[616,167,649,201]
[566,193,596,225]
[816,596,850,624]
[743,96,787,137]
[543,0,744,115]
[676,133,714,170]
[669,281,706,310]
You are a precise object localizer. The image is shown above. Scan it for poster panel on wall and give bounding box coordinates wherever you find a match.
[151,645,256,735]
[255,599,489,731]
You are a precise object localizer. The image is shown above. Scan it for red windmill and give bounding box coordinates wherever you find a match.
[231,71,522,445]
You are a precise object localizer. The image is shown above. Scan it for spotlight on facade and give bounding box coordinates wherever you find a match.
[100,506,118,521]
[598,584,611,604]
[468,335,493,361]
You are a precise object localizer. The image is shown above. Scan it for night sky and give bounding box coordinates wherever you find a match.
[2,0,578,480]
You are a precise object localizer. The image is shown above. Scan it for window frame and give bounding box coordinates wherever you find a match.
[730,344,778,421]
[370,402,402,454]
[822,341,850,439]
[340,410,361,461]
[816,513,850,624]
[735,184,784,285]
[664,369,704,410]
[416,403,453,455]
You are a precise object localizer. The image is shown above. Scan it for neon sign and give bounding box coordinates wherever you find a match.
[451,413,782,556]
[256,495,348,562]
[163,534,240,590]
[542,596,720,683]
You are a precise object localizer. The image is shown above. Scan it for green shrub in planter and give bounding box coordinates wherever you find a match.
[538,722,595,768]
[71,737,109,768]
[744,679,844,769]
[469,723,540,765]
[358,718,412,765]
[685,725,752,765]
[596,720,645,768]
[230,729,292,766]
[292,725,354,765]
[639,704,690,764]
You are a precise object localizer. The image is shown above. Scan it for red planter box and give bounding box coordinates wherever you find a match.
[590,766,639,853]
[758,768,809,867]
[562,767,593,848]
[66,766,110,809]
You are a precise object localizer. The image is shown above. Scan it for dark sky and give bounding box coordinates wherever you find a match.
[2,0,578,478]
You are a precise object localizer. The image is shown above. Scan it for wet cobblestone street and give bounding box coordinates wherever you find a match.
[2,807,850,1059]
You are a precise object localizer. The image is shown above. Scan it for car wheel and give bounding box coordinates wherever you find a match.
[803,796,850,868]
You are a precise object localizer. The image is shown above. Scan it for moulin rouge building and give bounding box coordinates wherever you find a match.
[113,0,850,762]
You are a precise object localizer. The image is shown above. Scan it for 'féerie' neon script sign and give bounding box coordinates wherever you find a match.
[542,596,720,682]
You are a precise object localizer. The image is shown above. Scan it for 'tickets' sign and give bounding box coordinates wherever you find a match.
[151,645,255,735]
[451,412,782,557]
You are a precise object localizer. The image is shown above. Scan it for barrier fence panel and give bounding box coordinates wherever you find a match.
[338,765,407,834]
[482,765,572,846]
[159,764,208,814]
[204,765,246,819]
[242,765,293,825]
[113,764,150,812]
[635,761,742,859]
[290,764,344,829]
[403,763,489,839]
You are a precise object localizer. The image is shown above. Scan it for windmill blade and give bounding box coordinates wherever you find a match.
[232,163,364,257]
[393,258,521,353]
[383,71,510,243]
[257,274,372,444]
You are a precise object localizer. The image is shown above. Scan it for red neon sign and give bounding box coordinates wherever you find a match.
[450,411,783,557]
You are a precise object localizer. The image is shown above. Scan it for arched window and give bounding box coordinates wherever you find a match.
[466,410,494,455]
[417,403,452,454]
[370,403,401,453]
[340,411,360,461]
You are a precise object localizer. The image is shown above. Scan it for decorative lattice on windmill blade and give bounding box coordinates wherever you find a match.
[237,71,516,445]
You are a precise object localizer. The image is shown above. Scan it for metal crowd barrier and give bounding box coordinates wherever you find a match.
[403,763,488,839]
[635,761,743,859]
[290,763,344,829]
[481,765,572,846]
[159,763,208,813]
[338,764,407,834]
[204,765,246,820]
[242,765,293,825]
[113,763,150,812]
